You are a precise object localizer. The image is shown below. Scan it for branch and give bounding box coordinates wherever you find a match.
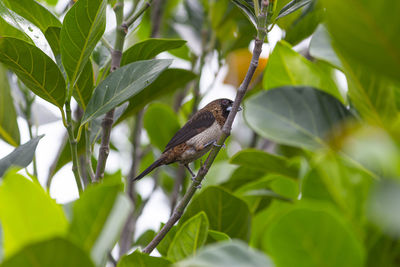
[94,0,153,182]
[142,0,270,254]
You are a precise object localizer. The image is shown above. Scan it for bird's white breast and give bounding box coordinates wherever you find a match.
[186,121,222,148]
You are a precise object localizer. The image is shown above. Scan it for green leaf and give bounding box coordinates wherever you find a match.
[309,25,342,69]
[230,149,298,178]
[321,0,400,83]
[82,59,171,125]
[0,37,66,108]
[60,0,106,87]
[0,237,94,267]
[121,38,186,66]
[342,56,399,126]
[3,0,61,33]
[117,250,171,267]
[157,224,178,257]
[68,177,132,266]
[176,241,273,267]
[0,136,43,177]
[143,103,180,151]
[263,41,343,102]
[0,16,31,43]
[265,205,365,267]
[284,1,324,46]
[277,0,312,19]
[230,0,256,29]
[168,212,209,261]
[0,64,20,146]
[0,171,68,257]
[244,87,352,150]
[133,230,156,248]
[207,230,231,243]
[43,26,94,110]
[181,186,251,241]
[117,68,196,122]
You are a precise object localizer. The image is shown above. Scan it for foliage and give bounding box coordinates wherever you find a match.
[1,0,400,266]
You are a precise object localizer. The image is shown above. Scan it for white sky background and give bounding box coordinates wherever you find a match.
[0,0,295,239]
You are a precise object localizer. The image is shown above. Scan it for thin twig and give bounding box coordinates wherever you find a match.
[124,0,152,28]
[142,0,270,254]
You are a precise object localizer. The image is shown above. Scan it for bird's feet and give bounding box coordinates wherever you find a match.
[212,141,225,148]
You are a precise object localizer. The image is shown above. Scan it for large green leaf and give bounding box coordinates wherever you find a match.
[117,68,196,122]
[230,149,298,178]
[0,171,68,257]
[263,41,343,102]
[265,205,365,267]
[3,0,61,33]
[81,59,171,125]
[181,186,251,241]
[0,64,19,146]
[0,136,43,177]
[68,177,132,266]
[176,241,273,267]
[168,212,209,261]
[0,237,94,267]
[322,0,400,83]
[117,250,171,267]
[121,38,186,66]
[342,56,399,126]
[44,26,94,110]
[230,0,257,29]
[60,0,106,87]
[244,87,352,150]
[143,103,180,151]
[0,37,66,108]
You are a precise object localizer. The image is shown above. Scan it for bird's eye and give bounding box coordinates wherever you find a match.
[222,99,228,106]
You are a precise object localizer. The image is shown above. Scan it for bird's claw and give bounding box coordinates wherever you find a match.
[213,141,225,148]
[195,183,202,189]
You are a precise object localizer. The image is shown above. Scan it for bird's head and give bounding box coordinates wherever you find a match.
[218,98,242,118]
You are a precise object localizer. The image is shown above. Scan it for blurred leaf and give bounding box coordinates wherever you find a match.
[36,0,58,6]
[342,57,400,126]
[60,0,106,87]
[309,25,342,69]
[0,64,20,146]
[322,0,400,83]
[143,103,180,151]
[157,224,178,257]
[176,240,273,267]
[265,205,365,267]
[0,171,68,257]
[0,37,66,108]
[168,212,209,261]
[230,149,298,178]
[121,38,186,66]
[3,0,61,33]
[117,250,171,267]
[277,0,312,19]
[207,230,231,243]
[221,166,265,191]
[181,186,251,241]
[231,0,256,29]
[68,177,132,266]
[264,41,343,102]
[133,230,156,248]
[0,136,43,177]
[284,1,324,46]
[244,87,352,150]
[0,237,95,267]
[82,59,171,124]
[117,68,196,122]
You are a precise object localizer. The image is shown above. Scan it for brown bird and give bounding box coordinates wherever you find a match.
[133,98,239,181]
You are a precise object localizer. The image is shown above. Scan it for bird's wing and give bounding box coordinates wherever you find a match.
[163,110,215,152]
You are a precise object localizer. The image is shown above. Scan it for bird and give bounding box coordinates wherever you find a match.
[133,98,240,181]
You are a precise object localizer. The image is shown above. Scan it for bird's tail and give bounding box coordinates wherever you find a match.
[132,158,164,181]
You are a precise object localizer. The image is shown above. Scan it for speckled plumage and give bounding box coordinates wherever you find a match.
[133,99,234,181]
